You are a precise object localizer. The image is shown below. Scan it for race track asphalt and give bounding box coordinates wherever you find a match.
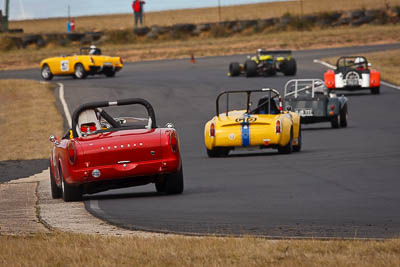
[2,44,400,238]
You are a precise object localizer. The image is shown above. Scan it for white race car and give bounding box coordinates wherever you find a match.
[324,56,380,94]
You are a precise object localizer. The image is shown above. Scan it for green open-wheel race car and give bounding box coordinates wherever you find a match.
[229,49,297,77]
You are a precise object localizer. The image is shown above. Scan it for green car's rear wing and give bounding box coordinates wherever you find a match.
[258,50,292,57]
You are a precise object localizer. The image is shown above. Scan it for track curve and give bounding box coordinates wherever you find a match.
[2,44,400,238]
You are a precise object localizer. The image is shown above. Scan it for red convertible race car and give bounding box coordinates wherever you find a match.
[324,56,380,94]
[49,98,183,202]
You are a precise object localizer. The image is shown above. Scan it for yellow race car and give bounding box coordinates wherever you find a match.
[40,46,123,80]
[204,88,301,157]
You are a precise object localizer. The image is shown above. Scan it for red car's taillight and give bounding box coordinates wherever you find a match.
[67,141,77,165]
[210,123,215,137]
[275,120,281,134]
[169,131,178,153]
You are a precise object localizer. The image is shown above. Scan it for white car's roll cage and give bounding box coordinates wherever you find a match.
[284,79,328,99]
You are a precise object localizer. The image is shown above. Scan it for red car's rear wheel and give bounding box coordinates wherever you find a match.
[165,167,184,195]
[60,170,82,202]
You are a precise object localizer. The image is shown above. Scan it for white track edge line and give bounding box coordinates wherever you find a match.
[313,59,336,70]
[57,82,72,128]
[381,81,400,90]
[313,59,400,91]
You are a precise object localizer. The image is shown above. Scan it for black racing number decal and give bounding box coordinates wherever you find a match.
[236,117,257,123]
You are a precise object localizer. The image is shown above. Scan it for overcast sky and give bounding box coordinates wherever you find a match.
[0,0,283,20]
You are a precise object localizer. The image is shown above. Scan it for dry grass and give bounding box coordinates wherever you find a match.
[323,49,400,85]
[0,232,399,266]
[366,50,400,85]
[2,0,400,71]
[0,24,399,71]
[0,80,64,161]
[8,0,400,33]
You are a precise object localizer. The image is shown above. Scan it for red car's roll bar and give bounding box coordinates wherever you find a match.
[71,98,157,138]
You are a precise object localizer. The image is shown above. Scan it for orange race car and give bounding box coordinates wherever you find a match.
[324,56,380,94]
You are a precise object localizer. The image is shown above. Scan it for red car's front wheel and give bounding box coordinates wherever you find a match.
[49,160,62,199]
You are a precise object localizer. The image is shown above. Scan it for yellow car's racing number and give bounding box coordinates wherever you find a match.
[235,117,257,123]
[236,116,257,146]
[60,60,69,72]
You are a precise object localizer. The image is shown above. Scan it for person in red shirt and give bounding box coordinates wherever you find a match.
[132,0,146,27]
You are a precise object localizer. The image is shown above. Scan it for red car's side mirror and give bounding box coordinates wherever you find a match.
[49,135,60,145]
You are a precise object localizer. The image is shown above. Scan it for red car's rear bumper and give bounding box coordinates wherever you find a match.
[66,158,180,185]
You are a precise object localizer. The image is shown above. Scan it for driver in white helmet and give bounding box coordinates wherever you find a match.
[354,57,366,70]
[89,45,101,55]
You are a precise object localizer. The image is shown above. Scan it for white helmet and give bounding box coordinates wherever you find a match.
[89,45,98,55]
[354,57,365,65]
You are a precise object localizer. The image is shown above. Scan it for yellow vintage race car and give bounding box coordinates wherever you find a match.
[204,89,301,157]
[40,46,123,80]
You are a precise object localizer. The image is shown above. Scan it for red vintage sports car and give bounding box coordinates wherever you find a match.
[49,98,183,202]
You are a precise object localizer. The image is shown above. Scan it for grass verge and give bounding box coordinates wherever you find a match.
[0,24,399,71]
[0,232,399,266]
[0,80,64,161]
[323,49,400,85]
